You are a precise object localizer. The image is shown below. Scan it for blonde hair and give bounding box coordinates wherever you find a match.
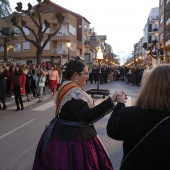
[135,64,170,112]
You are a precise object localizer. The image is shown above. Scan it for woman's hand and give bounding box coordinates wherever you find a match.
[112,90,128,103]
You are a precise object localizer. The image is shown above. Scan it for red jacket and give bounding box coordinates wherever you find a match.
[6,70,26,95]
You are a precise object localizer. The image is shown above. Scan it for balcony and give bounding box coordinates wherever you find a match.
[148,16,159,22]
[166,33,170,46]
[148,28,158,33]
[148,40,158,44]
[51,32,68,41]
[52,48,67,55]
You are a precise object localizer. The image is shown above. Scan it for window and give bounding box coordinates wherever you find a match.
[160,0,163,5]
[69,24,76,36]
[14,43,21,52]
[70,42,76,51]
[159,32,163,42]
[23,27,30,35]
[14,27,21,36]
[23,42,30,51]
[41,42,50,50]
[57,43,62,53]
[160,14,163,24]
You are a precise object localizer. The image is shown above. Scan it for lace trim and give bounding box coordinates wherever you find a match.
[57,88,93,116]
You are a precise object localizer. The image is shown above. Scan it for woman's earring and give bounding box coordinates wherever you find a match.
[75,78,79,84]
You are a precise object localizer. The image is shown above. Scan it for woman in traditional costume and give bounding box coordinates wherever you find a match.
[33,60,114,170]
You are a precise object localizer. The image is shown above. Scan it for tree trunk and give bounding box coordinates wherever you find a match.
[4,37,8,62]
[36,49,42,65]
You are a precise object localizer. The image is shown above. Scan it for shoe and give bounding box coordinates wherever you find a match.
[37,100,42,103]
[15,108,20,111]
[32,96,35,99]
[0,104,1,110]
[3,105,6,110]
[21,107,24,110]
[27,99,30,102]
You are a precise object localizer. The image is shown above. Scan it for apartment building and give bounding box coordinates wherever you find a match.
[133,7,159,66]
[146,7,159,66]
[160,0,170,64]
[0,1,99,65]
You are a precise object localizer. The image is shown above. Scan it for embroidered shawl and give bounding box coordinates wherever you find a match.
[55,81,94,117]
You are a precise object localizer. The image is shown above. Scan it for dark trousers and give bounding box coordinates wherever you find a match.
[0,99,6,108]
[14,87,23,109]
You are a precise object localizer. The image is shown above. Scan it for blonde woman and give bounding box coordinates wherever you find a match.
[107,64,170,170]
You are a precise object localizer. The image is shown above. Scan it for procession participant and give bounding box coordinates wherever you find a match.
[33,60,115,170]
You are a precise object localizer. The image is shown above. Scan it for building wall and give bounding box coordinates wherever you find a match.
[0,11,77,64]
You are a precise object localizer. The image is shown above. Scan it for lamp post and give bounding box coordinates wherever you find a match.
[67,40,71,61]
[86,47,109,98]
[96,47,104,92]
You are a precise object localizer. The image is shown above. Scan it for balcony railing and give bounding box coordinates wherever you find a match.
[148,40,158,44]
[148,16,159,22]
[52,48,67,54]
[148,28,158,32]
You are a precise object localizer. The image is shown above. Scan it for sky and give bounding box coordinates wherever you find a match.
[9,0,159,64]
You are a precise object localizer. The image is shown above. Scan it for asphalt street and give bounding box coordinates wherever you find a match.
[0,80,140,170]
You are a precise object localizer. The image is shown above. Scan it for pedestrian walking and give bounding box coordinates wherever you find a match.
[33,60,115,170]
[46,65,59,98]
[36,69,46,103]
[6,65,26,111]
[107,64,170,170]
[23,65,31,101]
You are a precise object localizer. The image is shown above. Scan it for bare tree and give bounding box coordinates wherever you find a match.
[11,0,64,64]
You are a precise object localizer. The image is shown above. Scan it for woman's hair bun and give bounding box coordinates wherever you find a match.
[63,60,86,80]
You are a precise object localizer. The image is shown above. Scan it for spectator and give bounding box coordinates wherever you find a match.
[107,64,170,170]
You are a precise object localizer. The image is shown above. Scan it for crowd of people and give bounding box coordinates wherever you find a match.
[0,61,150,112]
[88,64,149,86]
[0,62,62,111]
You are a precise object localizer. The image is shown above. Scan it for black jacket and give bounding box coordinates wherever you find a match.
[52,97,114,141]
[107,103,170,170]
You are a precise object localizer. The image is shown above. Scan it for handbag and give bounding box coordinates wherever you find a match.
[120,116,170,170]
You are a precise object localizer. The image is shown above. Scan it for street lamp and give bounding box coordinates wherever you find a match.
[96,47,104,92]
[67,40,71,61]
[86,47,109,98]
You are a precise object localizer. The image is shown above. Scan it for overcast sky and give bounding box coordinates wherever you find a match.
[9,0,159,64]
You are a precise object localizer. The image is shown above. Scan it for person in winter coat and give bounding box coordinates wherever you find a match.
[6,65,26,111]
[107,64,170,170]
